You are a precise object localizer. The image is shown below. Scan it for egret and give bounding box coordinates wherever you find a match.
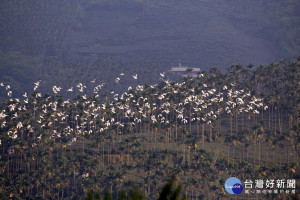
[67,87,73,92]
[7,91,12,97]
[34,80,41,91]
[79,86,86,93]
[53,86,61,94]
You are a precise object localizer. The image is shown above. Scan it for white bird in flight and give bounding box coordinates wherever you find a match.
[79,86,86,93]
[34,80,41,91]
[133,74,138,79]
[53,86,62,94]
[7,91,12,97]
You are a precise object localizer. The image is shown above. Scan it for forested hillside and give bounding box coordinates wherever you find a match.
[0,58,299,199]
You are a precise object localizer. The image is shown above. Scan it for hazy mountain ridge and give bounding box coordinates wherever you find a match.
[70,0,297,68]
[0,0,299,98]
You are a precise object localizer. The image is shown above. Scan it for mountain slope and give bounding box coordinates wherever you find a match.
[69,0,278,69]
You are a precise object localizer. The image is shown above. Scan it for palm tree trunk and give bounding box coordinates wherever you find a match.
[259,139,261,166]
[253,141,256,165]
[217,120,220,140]
[154,130,157,151]
[230,116,233,136]
[242,112,244,130]
[235,113,238,133]
[82,137,85,153]
[261,106,264,128]
[274,107,277,138]
[227,145,230,165]
[202,124,205,149]
[183,144,185,164]
[196,121,199,137]
[278,107,282,135]
[102,143,105,166]
[268,109,271,131]
[232,145,235,166]
[209,124,212,142]
[189,106,192,133]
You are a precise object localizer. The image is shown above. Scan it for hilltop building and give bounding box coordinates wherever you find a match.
[170,63,201,77]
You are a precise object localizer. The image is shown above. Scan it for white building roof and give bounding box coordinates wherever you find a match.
[170,67,201,72]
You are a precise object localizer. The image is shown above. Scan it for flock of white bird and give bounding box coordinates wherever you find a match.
[0,72,267,146]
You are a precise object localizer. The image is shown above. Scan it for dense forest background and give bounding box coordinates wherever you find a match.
[0,58,299,199]
[0,0,300,98]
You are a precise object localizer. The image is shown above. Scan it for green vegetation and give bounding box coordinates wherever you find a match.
[86,176,186,200]
[0,58,299,199]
